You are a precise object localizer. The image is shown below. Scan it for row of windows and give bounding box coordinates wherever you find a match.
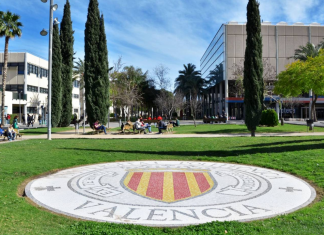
[27,85,49,93]
[0,62,25,75]
[6,84,24,94]
[40,88,48,94]
[27,63,48,78]
[73,94,79,99]
[27,85,38,92]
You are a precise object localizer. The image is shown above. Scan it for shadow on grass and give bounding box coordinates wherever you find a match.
[60,142,324,158]
[243,139,324,148]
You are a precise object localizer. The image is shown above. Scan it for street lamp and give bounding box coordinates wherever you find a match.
[40,0,59,140]
[19,91,22,125]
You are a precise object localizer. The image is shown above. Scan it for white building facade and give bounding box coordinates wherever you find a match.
[0,52,81,123]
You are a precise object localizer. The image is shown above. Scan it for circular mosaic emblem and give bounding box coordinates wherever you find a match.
[25,161,316,227]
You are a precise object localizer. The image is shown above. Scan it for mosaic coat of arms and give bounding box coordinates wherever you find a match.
[26,161,316,227]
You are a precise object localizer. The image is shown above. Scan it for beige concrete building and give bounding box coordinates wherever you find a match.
[0,52,81,124]
[201,22,324,120]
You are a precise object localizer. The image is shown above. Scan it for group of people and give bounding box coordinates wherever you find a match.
[204,109,227,123]
[133,116,180,134]
[0,124,17,141]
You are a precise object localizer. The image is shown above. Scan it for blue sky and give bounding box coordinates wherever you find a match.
[1,0,323,90]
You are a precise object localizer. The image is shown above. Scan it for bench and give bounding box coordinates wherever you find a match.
[91,126,110,135]
[203,118,227,124]
[2,128,23,141]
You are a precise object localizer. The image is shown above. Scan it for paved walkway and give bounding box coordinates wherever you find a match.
[4,130,324,142]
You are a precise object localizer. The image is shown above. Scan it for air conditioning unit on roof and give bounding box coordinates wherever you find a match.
[277,21,288,25]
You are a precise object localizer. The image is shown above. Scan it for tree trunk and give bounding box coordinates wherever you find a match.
[312,95,318,122]
[251,130,256,137]
[1,37,9,125]
[193,116,197,127]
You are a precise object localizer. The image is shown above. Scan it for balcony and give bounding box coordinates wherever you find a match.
[12,93,27,101]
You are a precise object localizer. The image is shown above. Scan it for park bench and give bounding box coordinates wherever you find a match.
[2,128,23,141]
[133,125,146,134]
[203,118,227,124]
[91,126,110,135]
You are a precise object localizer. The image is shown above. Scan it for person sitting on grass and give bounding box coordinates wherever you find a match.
[135,118,147,134]
[7,125,16,141]
[94,120,107,135]
[157,120,167,134]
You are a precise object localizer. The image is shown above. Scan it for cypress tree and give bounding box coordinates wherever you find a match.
[97,14,110,124]
[51,23,62,127]
[84,0,101,127]
[59,0,74,127]
[243,0,263,137]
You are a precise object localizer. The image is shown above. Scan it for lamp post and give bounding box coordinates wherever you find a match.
[40,0,59,140]
[19,91,22,124]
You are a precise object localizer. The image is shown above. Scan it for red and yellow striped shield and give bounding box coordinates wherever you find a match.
[123,168,215,203]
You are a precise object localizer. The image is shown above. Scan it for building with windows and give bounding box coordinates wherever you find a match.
[201,22,324,120]
[0,52,81,123]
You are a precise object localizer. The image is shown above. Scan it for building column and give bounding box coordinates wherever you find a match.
[276,102,280,120]
[212,87,215,116]
[225,78,229,118]
[219,82,223,114]
[215,84,219,115]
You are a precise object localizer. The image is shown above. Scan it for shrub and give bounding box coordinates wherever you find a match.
[259,109,279,126]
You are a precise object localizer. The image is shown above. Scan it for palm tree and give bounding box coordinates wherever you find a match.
[73,58,85,87]
[175,63,202,95]
[291,42,322,61]
[0,11,23,125]
[174,63,205,119]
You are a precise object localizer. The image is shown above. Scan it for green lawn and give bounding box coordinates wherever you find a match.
[171,124,324,134]
[19,127,75,135]
[1,137,324,234]
[111,124,324,134]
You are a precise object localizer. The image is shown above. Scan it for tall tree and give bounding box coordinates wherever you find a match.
[51,23,62,127]
[59,0,74,127]
[0,11,22,125]
[96,14,110,124]
[243,0,263,137]
[274,53,324,122]
[174,63,202,117]
[84,0,101,127]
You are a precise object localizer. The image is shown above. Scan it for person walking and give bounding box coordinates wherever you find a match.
[27,114,31,127]
[7,114,11,124]
[13,116,19,129]
[38,115,42,125]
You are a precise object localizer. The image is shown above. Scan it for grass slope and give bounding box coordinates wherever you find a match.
[0,137,324,234]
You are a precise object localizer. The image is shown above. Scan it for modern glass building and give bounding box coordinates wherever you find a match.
[201,21,324,120]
